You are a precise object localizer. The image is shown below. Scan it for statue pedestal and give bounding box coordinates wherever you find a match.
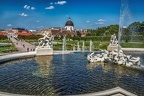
[107,44,121,51]
[36,46,53,56]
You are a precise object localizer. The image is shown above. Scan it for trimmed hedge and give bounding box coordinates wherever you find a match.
[0,35,8,40]
[70,36,111,41]
[18,35,43,40]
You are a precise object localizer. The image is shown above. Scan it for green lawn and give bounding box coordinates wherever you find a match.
[120,42,144,48]
[53,40,144,51]
[0,45,17,53]
[26,39,38,43]
[18,39,144,51]
[0,40,17,53]
[0,39,11,43]
[53,41,109,51]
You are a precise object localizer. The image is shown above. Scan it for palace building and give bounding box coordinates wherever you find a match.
[40,17,87,37]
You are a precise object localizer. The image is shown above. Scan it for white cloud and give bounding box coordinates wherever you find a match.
[50,2,53,5]
[95,22,104,25]
[24,5,28,9]
[95,19,106,25]
[31,7,35,10]
[19,13,28,17]
[55,1,67,5]
[26,6,30,10]
[24,5,30,10]
[98,19,106,22]
[86,21,90,23]
[7,24,12,27]
[45,6,54,9]
[45,1,66,10]
[24,5,35,10]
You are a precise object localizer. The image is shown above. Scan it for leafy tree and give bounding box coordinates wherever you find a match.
[76,31,81,37]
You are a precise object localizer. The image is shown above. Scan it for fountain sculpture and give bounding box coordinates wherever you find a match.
[107,34,121,51]
[35,33,54,56]
[87,34,141,67]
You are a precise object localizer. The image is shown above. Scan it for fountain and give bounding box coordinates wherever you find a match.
[73,45,76,52]
[87,34,141,68]
[82,41,85,52]
[62,36,67,53]
[87,0,141,68]
[0,0,144,96]
[77,42,81,51]
[35,33,54,56]
[0,35,144,96]
[118,0,132,43]
[89,40,93,52]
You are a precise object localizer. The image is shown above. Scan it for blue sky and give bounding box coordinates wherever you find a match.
[0,0,144,30]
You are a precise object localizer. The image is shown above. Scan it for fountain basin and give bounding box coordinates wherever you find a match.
[0,52,144,96]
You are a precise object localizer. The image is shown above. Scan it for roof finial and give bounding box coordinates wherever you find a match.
[68,17,71,20]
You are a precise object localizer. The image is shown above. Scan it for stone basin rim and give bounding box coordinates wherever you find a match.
[0,51,73,63]
[0,87,137,96]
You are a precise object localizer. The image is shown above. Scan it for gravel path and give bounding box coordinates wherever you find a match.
[10,38,36,52]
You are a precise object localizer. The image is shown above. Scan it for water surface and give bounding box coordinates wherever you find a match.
[0,52,144,96]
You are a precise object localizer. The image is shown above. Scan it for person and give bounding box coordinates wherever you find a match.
[23,44,25,48]
[27,48,29,52]
[9,47,12,53]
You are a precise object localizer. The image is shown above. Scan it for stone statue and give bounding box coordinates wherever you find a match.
[38,33,54,48]
[110,34,118,46]
[107,34,121,51]
[87,49,141,67]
